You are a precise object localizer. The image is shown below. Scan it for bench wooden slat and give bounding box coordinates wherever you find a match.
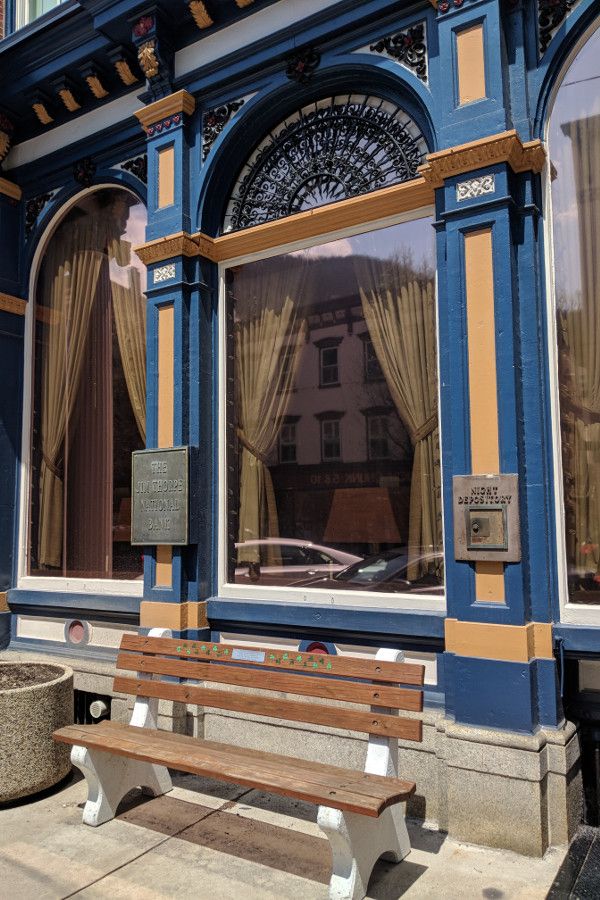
[119,635,425,685]
[54,722,415,817]
[112,675,423,742]
[93,720,414,801]
[92,721,413,802]
[116,651,423,712]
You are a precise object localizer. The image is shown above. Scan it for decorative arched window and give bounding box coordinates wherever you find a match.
[27,189,147,581]
[549,26,600,605]
[221,94,443,601]
[224,94,429,232]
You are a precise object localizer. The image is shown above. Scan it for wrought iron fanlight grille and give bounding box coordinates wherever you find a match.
[223,94,429,232]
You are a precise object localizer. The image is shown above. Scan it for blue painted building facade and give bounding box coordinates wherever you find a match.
[1,0,600,853]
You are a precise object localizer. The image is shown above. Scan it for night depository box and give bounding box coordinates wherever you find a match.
[453,474,521,562]
[131,447,194,545]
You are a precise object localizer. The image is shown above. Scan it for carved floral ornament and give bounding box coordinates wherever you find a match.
[366,23,428,82]
[538,0,581,55]
[202,99,246,160]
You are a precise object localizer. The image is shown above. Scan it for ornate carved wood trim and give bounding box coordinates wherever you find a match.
[419,130,546,187]
[134,231,204,265]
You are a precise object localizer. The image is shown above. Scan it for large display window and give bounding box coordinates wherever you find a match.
[222,215,443,605]
[24,189,147,583]
[549,24,600,610]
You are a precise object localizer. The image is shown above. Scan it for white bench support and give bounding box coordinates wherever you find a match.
[317,648,412,900]
[72,628,174,827]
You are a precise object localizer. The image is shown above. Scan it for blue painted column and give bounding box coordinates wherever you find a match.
[430,0,562,734]
[134,90,211,640]
[0,173,24,647]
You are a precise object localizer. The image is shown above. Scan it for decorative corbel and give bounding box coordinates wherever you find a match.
[0,112,14,168]
[107,46,139,87]
[30,91,54,126]
[81,64,109,100]
[185,0,213,29]
[53,76,81,113]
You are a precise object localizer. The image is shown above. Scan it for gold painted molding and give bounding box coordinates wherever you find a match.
[0,177,22,201]
[0,591,8,612]
[135,178,434,265]
[135,90,196,130]
[139,600,208,631]
[445,619,554,662]
[135,231,199,265]
[419,130,546,187]
[205,176,434,261]
[0,293,26,316]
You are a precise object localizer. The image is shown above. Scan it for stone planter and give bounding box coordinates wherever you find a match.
[0,662,73,802]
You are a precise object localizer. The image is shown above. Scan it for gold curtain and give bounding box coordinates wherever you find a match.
[38,218,108,568]
[558,115,600,573]
[111,266,147,442]
[234,259,306,564]
[356,261,441,578]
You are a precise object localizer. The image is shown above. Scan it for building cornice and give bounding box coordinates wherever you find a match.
[418,130,547,187]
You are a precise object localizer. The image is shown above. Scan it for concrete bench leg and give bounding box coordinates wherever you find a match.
[318,803,410,900]
[71,745,172,827]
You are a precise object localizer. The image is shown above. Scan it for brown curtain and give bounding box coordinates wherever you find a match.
[234,260,306,564]
[111,266,147,442]
[37,218,108,568]
[356,259,441,578]
[558,115,600,573]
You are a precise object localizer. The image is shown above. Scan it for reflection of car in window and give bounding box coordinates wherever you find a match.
[289,548,444,595]
[234,539,362,586]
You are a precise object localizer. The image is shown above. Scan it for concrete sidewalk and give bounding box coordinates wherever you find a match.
[0,770,565,899]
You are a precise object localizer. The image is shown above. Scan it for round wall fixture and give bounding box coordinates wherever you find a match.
[64,619,91,647]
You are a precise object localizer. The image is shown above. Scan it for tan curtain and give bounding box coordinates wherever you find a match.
[356,259,441,578]
[558,115,600,574]
[111,266,147,442]
[38,219,108,568]
[234,260,306,564]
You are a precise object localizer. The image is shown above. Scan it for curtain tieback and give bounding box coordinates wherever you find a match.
[413,413,438,444]
[236,428,269,465]
[42,454,61,479]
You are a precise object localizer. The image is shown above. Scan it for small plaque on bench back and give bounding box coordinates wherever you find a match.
[131,447,189,545]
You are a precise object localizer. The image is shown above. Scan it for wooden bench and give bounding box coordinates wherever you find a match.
[53,629,424,900]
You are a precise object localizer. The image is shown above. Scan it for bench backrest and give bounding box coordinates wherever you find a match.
[115,635,425,742]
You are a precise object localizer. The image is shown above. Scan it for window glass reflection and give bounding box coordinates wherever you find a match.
[550,26,600,604]
[226,217,443,595]
[29,190,146,580]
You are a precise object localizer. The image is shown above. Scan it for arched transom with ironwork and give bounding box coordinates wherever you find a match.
[223,94,429,232]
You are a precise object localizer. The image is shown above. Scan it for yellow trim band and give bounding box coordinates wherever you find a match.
[0,178,22,201]
[445,619,554,662]
[0,293,26,316]
[139,601,208,631]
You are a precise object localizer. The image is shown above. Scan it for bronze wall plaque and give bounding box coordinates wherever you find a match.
[453,474,520,562]
[131,447,189,545]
